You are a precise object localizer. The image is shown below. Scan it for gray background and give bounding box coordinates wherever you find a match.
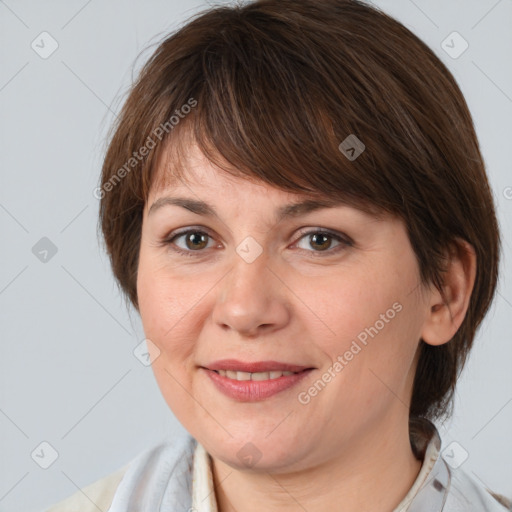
[0,1,511,510]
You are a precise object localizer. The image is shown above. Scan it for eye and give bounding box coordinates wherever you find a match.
[293,229,352,255]
[164,228,217,257]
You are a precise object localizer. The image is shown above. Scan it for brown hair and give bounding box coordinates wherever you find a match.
[98,0,501,425]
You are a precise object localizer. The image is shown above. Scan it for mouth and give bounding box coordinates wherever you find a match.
[203,359,314,374]
[201,359,315,401]
[210,369,308,381]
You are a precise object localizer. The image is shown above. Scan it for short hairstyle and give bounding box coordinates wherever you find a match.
[98,0,501,430]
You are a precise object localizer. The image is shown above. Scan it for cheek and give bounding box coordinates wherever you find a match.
[137,264,201,417]
[136,253,223,373]
[136,254,192,363]
[137,251,202,341]
[310,258,422,393]
[310,269,405,353]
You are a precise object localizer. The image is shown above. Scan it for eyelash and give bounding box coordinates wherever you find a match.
[161,227,353,258]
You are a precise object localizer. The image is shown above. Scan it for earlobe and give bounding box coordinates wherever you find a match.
[420,238,477,347]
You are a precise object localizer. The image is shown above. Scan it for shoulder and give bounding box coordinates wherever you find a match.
[444,463,511,511]
[44,463,129,512]
[44,431,197,512]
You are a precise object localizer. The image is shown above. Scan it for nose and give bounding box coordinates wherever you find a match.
[211,248,291,337]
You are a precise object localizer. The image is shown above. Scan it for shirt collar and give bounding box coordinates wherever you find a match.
[394,424,450,511]
[192,440,218,512]
[192,422,449,512]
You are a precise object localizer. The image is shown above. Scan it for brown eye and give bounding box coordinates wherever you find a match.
[294,229,352,256]
[165,229,215,256]
[183,231,209,250]
[308,233,333,251]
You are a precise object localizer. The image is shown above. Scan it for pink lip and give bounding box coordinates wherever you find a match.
[204,359,312,373]
[203,367,314,402]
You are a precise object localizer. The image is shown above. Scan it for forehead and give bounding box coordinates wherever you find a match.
[148,139,390,221]
[150,141,317,202]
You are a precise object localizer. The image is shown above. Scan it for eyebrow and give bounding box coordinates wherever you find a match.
[148,196,349,222]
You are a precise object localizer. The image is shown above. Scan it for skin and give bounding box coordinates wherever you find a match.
[137,142,476,512]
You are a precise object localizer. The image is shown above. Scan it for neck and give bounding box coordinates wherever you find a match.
[210,414,423,512]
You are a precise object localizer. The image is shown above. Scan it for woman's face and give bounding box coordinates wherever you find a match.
[137,143,432,472]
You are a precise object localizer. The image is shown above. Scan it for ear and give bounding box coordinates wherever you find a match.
[420,238,477,347]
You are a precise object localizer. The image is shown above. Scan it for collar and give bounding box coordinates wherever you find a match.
[192,441,219,512]
[394,425,450,511]
[191,423,450,512]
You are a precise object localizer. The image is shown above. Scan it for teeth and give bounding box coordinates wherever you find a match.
[251,371,270,381]
[216,369,296,380]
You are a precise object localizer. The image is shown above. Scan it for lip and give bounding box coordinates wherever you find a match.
[204,359,312,373]
[202,366,314,402]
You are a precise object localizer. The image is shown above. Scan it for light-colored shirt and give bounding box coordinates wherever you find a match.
[44,424,511,512]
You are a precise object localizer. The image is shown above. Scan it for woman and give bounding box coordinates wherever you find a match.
[46,0,510,510]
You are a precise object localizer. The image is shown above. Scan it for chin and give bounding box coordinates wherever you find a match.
[206,434,303,472]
